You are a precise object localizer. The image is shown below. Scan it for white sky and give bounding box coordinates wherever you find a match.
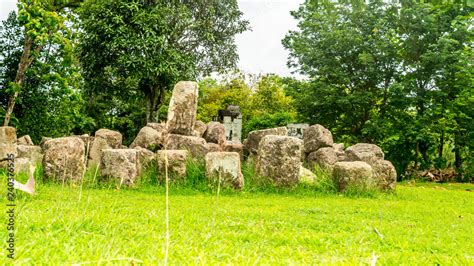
[0,0,303,77]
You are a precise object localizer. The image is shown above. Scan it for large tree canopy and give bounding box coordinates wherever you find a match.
[283,1,473,179]
[0,10,93,142]
[78,0,249,125]
[1,0,80,126]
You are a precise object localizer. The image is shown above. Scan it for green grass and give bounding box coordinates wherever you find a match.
[1,170,473,264]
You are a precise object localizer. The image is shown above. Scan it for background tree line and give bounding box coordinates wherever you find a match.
[0,0,472,180]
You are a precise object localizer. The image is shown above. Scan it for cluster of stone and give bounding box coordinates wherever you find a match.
[239,123,396,191]
[0,81,396,192]
[300,124,396,191]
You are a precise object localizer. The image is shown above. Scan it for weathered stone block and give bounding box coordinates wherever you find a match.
[332,161,375,191]
[345,143,384,164]
[95,129,122,148]
[17,145,43,165]
[372,159,397,191]
[204,122,226,145]
[255,135,302,187]
[42,137,85,181]
[166,134,207,158]
[307,147,337,170]
[303,124,333,153]
[88,128,123,166]
[205,152,243,189]
[0,126,17,160]
[130,126,165,150]
[100,149,140,185]
[193,120,207,137]
[246,127,288,154]
[157,150,188,180]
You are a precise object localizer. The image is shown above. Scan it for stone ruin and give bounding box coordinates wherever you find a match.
[0,80,397,192]
[217,105,242,143]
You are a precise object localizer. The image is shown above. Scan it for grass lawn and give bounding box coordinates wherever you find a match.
[1,177,473,265]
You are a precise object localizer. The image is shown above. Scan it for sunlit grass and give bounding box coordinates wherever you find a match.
[0,169,473,264]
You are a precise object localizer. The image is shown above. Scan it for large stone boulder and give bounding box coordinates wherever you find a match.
[306,147,337,170]
[100,149,140,185]
[372,159,397,190]
[166,81,199,135]
[14,158,33,174]
[157,150,188,180]
[303,124,333,153]
[95,129,122,148]
[345,143,396,191]
[345,143,384,164]
[17,135,34,146]
[204,122,226,145]
[193,121,207,137]
[17,145,43,165]
[255,135,302,187]
[166,134,207,158]
[332,161,375,191]
[245,127,288,154]
[130,126,165,150]
[88,129,123,166]
[205,152,244,190]
[42,137,85,181]
[0,126,17,161]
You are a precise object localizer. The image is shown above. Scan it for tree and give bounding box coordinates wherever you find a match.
[198,73,298,138]
[0,11,94,142]
[283,0,473,178]
[78,0,249,124]
[2,0,80,126]
[283,0,401,141]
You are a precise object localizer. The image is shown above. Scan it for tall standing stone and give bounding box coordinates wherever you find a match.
[255,135,302,187]
[167,81,199,135]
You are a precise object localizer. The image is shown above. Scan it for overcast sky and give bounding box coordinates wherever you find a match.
[0,0,303,77]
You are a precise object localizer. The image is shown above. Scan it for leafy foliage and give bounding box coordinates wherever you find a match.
[198,73,298,138]
[283,1,473,180]
[0,10,93,142]
[78,0,249,138]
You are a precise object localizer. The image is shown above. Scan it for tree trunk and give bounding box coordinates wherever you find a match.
[438,130,444,159]
[3,36,42,126]
[454,130,462,170]
[145,85,166,123]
